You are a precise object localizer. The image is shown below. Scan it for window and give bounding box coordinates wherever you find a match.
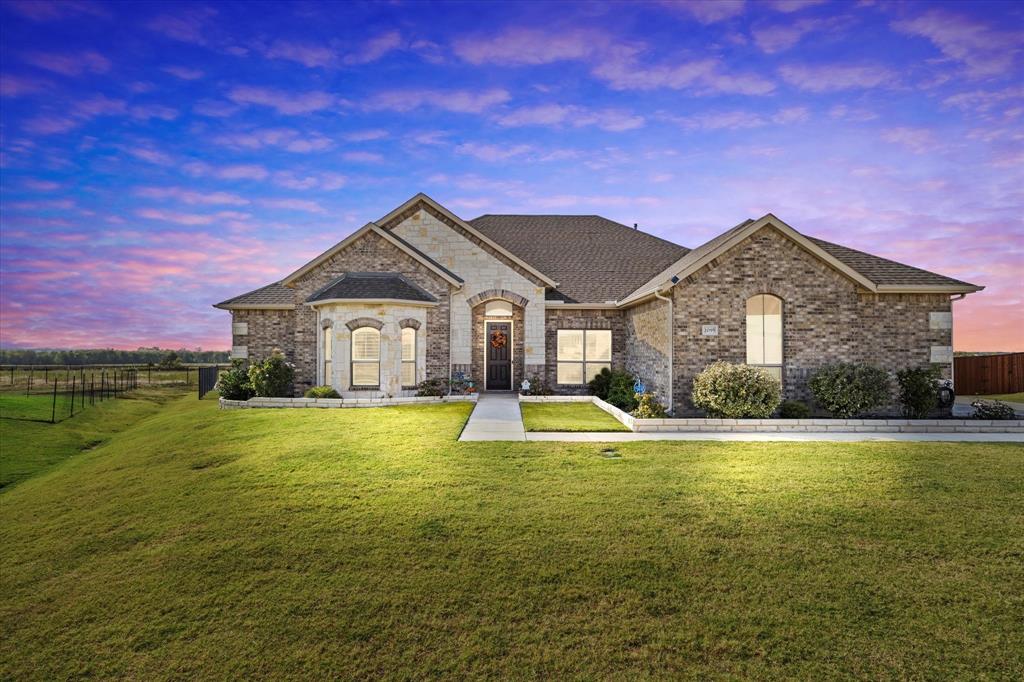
[485,300,513,317]
[401,327,416,386]
[557,329,612,384]
[746,294,782,381]
[351,327,380,386]
[322,326,332,383]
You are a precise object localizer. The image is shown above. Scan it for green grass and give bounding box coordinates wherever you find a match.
[969,392,1024,403]
[521,401,630,431]
[2,395,1023,678]
[0,387,186,490]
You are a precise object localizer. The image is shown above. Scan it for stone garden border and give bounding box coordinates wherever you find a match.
[518,395,1024,434]
[220,394,478,410]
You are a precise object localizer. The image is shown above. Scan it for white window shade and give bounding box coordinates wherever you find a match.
[351,327,380,386]
[557,329,612,385]
[746,294,783,381]
[401,327,416,387]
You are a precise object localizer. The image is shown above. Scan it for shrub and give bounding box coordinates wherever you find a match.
[247,351,295,397]
[633,392,667,419]
[971,400,1016,420]
[521,375,553,396]
[605,370,638,412]
[215,359,253,400]
[416,377,449,397]
[808,363,891,418]
[691,361,782,418]
[588,367,614,400]
[158,350,184,370]
[304,385,340,399]
[895,366,940,418]
[778,399,811,419]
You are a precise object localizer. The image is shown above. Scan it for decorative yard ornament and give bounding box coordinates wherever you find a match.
[633,379,646,394]
[521,378,531,394]
[490,329,508,349]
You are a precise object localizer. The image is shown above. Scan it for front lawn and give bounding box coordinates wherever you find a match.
[2,395,1023,678]
[520,401,629,431]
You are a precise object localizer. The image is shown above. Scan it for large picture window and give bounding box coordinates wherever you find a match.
[746,294,783,381]
[557,329,612,384]
[351,327,380,386]
[401,327,416,387]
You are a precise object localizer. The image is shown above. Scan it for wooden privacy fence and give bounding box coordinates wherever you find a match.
[954,352,1024,396]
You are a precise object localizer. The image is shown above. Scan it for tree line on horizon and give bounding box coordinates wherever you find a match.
[0,347,229,366]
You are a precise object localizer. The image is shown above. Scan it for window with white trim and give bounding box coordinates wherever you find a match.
[401,327,416,387]
[323,326,332,383]
[351,327,380,386]
[746,294,783,381]
[556,329,611,384]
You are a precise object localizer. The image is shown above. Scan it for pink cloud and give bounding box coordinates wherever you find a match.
[272,171,347,191]
[495,104,645,132]
[120,145,175,166]
[892,10,1020,77]
[258,198,326,213]
[666,0,746,25]
[23,50,109,76]
[880,127,939,155]
[343,31,403,65]
[162,65,204,80]
[264,40,335,68]
[212,128,333,152]
[453,28,601,65]
[184,162,270,181]
[227,86,336,115]
[366,88,511,114]
[4,0,109,21]
[135,187,250,206]
[454,142,533,162]
[341,151,384,163]
[779,63,896,92]
[0,74,48,97]
[145,6,217,45]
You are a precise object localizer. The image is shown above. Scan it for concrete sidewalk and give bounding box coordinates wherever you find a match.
[525,431,1024,443]
[459,393,525,441]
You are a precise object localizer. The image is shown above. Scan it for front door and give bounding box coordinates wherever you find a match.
[486,321,512,390]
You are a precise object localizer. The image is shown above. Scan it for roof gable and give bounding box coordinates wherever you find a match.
[306,272,438,305]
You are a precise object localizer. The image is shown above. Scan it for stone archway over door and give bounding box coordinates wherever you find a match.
[468,291,526,391]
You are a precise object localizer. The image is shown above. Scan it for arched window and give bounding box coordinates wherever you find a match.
[746,294,782,381]
[351,327,380,387]
[401,327,416,387]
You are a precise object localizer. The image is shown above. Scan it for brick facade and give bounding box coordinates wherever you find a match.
[624,298,672,405]
[670,226,953,415]
[230,308,295,363]
[543,308,626,395]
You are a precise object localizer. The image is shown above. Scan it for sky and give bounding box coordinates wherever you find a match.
[0,0,1021,352]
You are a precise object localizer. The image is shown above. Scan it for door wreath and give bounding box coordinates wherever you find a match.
[490,330,508,349]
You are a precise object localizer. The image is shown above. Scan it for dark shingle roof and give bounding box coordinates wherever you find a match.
[214,281,294,309]
[305,272,437,303]
[469,215,690,303]
[808,237,980,288]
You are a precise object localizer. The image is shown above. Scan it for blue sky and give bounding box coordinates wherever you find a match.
[1,0,1021,350]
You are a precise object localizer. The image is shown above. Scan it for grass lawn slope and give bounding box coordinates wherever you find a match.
[520,401,629,432]
[2,394,1023,678]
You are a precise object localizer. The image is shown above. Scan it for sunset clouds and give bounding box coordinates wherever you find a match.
[0,0,1021,351]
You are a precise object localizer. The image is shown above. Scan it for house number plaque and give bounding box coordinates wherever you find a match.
[701,325,718,336]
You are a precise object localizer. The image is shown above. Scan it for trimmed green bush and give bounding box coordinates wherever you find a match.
[587,367,614,400]
[633,392,668,419]
[691,361,782,418]
[304,385,341,399]
[971,400,1016,420]
[778,399,811,419]
[248,351,295,398]
[606,371,639,412]
[416,378,448,397]
[215,359,253,401]
[808,363,890,418]
[896,366,940,418]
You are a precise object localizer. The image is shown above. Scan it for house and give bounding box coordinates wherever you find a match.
[214,193,983,414]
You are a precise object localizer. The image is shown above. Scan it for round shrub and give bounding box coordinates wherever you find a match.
[895,366,940,418]
[248,351,295,397]
[691,361,782,418]
[778,399,811,419]
[971,400,1016,420]
[215,360,253,400]
[633,392,667,418]
[304,385,340,399]
[808,363,890,418]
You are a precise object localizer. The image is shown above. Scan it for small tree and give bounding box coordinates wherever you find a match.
[691,362,781,418]
[158,351,183,370]
[896,366,940,418]
[808,363,891,418]
[248,351,295,397]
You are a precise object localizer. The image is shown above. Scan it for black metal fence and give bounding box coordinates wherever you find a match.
[199,366,220,399]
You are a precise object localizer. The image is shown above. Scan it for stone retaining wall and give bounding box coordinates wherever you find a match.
[220,395,478,410]
[519,395,1023,434]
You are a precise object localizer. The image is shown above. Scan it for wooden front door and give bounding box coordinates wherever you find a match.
[486,321,512,390]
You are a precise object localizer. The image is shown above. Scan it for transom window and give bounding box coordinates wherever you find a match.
[557,329,612,385]
[351,327,380,386]
[746,294,783,381]
[401,327,416,387]
[484,300,513,317]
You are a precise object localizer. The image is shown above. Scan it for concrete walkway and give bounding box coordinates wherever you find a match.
[459,393,525,441]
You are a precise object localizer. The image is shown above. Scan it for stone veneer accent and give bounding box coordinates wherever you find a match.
[624,298,672,407]
[389,208,546,370]
[543,308,626,395]
[671,226,954,415]
[471,301,524,390]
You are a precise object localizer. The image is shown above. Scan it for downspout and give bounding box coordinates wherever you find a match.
[447,292,453,396]
[653,288,674,414]
[950,293,966,389]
